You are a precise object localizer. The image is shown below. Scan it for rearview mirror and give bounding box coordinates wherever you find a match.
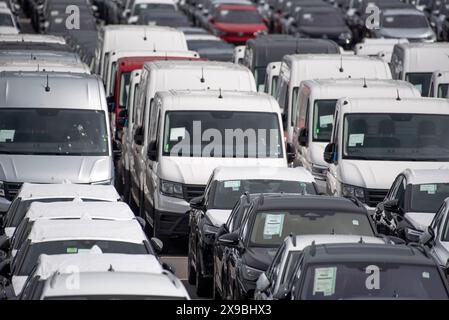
[217,232,239,247]
[323,143,336,164]
[150,237,164,254]
[190,196,205,211]
[0,236,10,251]
[298,128,308,147]
[147,140,158,161]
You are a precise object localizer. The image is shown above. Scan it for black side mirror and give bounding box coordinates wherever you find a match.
[147,140,158,161]
[150,237,164,254]
[106,95,115,113]
[323,143,336,164]
[298,127,308,147]
[383,199,400,214]
[217,232,239,247]
[134,126,144,145]
[190,196,205,211]
[286,142,296,163]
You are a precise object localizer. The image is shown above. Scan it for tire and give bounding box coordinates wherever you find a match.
[187,238,196,285]
[195,242,212,297]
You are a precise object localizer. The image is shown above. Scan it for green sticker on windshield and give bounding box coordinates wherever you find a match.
[66,247,78,254]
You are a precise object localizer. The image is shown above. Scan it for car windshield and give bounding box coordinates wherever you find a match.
[313,100,337,142]
[249,210,374,247]
[13,240,147,276]
[0,109,109,156]
[405,73,432,96]
[343,113,449,161]
[302,263,448,299]
[134,3,176,15]
[299,11,345,27]
[211,180,316,209]
[410,183,449,212]
[0,13,14,27]
[215,8,263,24]
[119,72,131,108]
[438,84,449,98]
[163,111,283,158]
[382,14,429,28]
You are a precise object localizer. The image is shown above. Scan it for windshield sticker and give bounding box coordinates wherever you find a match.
[0,130,15,142]
[385,17,394,23]
[348,134,365,147]
[170,127,185,141]
[352,219,359,226]
[140,4,148,8]
[422,272,430,279]
[414,84,423,94]
[224,180,241,191]
[319,115,333,128]
[420,184,437,194]
[66,247,78,254]
[263,214,285,238]
[54,17,63,24]
[77,249,92,254]
[313,267,337,296]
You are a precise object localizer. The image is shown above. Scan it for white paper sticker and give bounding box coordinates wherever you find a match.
[0,130,15,142]
[77,249,92,254]
[414,84,423,94]
[352,219,359,226]
[348,133,365,147]
[420,184,437,194]
[54,18,63,24]
[170,127,185,141]
[224,180,240,189]
[51,10,59,16]
[320,115,333,128]
[422,272,430,279]
[385,17,394,23]
[263,214,285,237]
[313,267,337,296]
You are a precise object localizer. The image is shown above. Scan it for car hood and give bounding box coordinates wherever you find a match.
[214,22,267,33]
[243,246,279,271]
[159,156,286,185]
[298,25,349,37]
[0,155,112,183]
[338,160,449,190]
[374,28,434,40]
[0,27,19,34]
[12,276,27,297]
[404,212,436,232]
[205,209,232,227]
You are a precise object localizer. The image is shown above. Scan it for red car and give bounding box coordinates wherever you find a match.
[208,4,268,45]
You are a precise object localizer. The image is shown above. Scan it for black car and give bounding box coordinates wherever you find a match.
[187,37,234,62]
[136,9,192,28]
[289,6,353,49]
[286,243,449,299]
[214,194,379,300]
[243,35,340,88]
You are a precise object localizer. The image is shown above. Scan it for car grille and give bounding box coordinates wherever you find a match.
[183,184,206,202]
[365,189,388,207]
[4,182,23,201]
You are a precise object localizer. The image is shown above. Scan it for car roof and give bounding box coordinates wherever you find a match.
[285,234,386,252]
[145,59,250,71]
[432,70,449,82]
[25,201,135,221]
[156,90,279,113]
[110,50,199,63]
[17,183,120,201]
[0,72,104,110]
[382,7,426,15]
[0,50,82,63]
[302,243,436,266]
[252,194,366,213]
[0,60,90,74]
[212,166,315,183]
[133,0,176,4]
[0,34,66,44]
[35,253,162,280]
[27,219,147,244]
[41,271,189,299]
[401,169,449,185]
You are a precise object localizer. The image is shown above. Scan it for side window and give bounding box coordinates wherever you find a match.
[269,244,286,290]
[277,78,288,111]
[291,87,299,127]
[433,203,447,235]
[203,175,214,205]
[396,178,406,209]
[271,76,279,96]
[264,73,269,93]
[227,202,240,231]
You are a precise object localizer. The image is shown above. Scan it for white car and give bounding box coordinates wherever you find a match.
[0,7,18,34]
[0,34,66,44]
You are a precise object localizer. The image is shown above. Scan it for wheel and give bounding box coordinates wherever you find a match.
[195,242,212,297]
[187,239,196,285]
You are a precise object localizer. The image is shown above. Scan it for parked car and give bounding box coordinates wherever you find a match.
[0,6,19,34]
[185,34,234,62]
[135,9,191,28]
[124,0,177,24]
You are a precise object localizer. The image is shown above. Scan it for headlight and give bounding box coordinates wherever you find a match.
[341,184,366,203]
[0,181,4,197]
[241,264,264,281]
[160,179,184,199]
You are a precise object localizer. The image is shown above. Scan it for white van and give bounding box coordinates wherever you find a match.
[95,25,188,78]
[0,34,66,44]
[294,79,421,191]
[127,61,257,213]
[275,54,392,144]
[142,90,288,239]
[390,42,449,96]
[354,38,408,62]
[263,61,281,97]
[429,71,449,98]
[324,97,449,213]
[0,72,113,210]
[0,60,91,74]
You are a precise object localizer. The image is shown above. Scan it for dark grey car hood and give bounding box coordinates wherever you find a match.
[243,246,279,271]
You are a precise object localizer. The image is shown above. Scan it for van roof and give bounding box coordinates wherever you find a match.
[0,60,90,74]
[145,60,249,71]
[0,72,104,110]
[116,54,200,72]
[0,34,66,44]
[18,183,120,201]
[395,43,449,72]
[338,97,449,114]
[432,70,449,83]
[27,219,147,244]
[0,50,82,64]
[212,166,315,182]
[155,90,279,113]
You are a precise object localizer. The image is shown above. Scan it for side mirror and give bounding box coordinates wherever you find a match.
[147,140,158,161]
[420,226,435,246]
[190,196,205,211]
[383,199,400,214]
[323,143,336,164]
[217,232,239,247]
[136,216,147,230]
[133,126,144,145]
[107,95,115,113]
[298,128,308,147]
[256,272,270,293]
[286,142,296,163]
[150,237,164,254]
[162,262,176,274]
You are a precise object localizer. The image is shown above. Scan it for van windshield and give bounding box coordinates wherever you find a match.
[313,100,337,142]
[0,109,109,156]
[405,73,432,96]
[343,113,449,161]
[163,111,283,158]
